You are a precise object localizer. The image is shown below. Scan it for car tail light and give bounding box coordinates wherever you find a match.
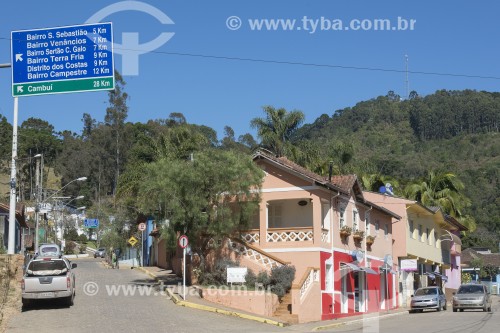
[67,275,71,288]
[21,278,25,290]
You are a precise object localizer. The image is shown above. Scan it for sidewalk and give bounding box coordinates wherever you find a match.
[135,266,409,331]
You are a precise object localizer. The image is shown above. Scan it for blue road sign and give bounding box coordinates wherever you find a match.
[84,218,99,228]
[11,22,114,97]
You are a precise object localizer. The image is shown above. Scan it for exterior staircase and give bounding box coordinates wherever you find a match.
[273,292,298,324]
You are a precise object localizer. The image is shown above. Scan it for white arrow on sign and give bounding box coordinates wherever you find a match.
[15,54,23,62]
[16,86,23,93]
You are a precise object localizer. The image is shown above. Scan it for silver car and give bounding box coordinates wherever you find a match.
[410,286,447,313]
[452,283,492,312]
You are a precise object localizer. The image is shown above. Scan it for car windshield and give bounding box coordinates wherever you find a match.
[27,259,68,276]
[98,248,105,252]
[457,285,485,294]
[415,288,437,296]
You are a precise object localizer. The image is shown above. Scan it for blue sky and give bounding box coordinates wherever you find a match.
[1,0,500,140]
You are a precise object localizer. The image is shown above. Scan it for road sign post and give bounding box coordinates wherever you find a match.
[11,23,114,97]
[178,235,189,300]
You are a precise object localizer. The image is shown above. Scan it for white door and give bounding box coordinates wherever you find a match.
[380,272,386,310]
[359,272,366,312]
[392,273,397,308]
[341,273,348,313]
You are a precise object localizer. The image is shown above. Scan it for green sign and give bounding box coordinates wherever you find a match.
[13,77,114,96]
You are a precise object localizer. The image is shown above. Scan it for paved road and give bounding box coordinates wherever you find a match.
[321,296,500,333]
[8,260,500,333]
[6,258,283,333]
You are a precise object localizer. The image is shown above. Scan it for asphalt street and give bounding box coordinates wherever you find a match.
[6,258,283,333]
[6,258,500,333]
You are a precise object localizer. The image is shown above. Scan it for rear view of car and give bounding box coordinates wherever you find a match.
[94,248,106,258]
[410,286,447,313]
[453,284,492,312]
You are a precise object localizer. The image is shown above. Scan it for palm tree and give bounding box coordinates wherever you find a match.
[250,106,305,157]
[404,171,476,232]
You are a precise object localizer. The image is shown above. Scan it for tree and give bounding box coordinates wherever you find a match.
[404,171,474,228]
[482,264,499,282]
[135,149,264,269]
[104,70,129,197]
[250,106,305,157]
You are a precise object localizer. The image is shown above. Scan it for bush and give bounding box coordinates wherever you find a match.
[198,258,239,286]
[64,241,76,255]
[270,265,296,298]
[79,244,87,254]
[245,269,257,287]
[256,270,271,287]
[78,234,88,243]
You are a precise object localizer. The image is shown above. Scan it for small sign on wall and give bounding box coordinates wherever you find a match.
[227,267,248,284]
[400,259,418,271]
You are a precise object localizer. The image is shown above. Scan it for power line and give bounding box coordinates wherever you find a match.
[2,36,500,80]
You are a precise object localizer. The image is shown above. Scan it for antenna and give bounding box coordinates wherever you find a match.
[405,54,409,99]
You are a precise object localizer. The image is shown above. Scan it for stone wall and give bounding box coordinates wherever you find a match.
[0,254,24,333]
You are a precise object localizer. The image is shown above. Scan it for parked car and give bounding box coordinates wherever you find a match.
[94,248,106,258]
[452,283,492,312]
[37,243,61,257]
[22,256,77,307]
[409,286,447,313]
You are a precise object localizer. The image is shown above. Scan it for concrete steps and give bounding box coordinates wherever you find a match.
[273,293,298,324]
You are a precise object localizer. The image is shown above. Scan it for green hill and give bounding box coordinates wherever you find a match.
[292,90,500,250]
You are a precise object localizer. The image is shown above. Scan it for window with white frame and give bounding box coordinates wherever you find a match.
[375,221,380,234]
[418,224,423,242]
[268,204,282,228]
[409,220,415,239]
[353,209,359,231]
[384,223,389,239]
[339,208,346,228]
[365,215,370,236]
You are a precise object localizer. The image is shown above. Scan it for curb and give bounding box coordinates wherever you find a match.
[136,267,287,328]
[312,310,408,331]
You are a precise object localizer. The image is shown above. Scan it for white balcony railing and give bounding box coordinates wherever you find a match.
[266,227,313,242]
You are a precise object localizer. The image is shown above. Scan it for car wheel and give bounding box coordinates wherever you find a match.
[483,304,488,312]
[22,298,31,308]
[65,294,74,307]
[419,309,423,313]
[453,307,457,312]
[443,302,447,311]
[437,302,442,312]
[460,309,464,312]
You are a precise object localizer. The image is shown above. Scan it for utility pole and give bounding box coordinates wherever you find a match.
[1,62,19,255]
[35,155,41,252]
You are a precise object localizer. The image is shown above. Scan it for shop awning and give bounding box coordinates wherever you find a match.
[340,263,378,275]
[361,267,378,275]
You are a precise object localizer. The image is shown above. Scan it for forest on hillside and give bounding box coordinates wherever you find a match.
[1,77,499,252]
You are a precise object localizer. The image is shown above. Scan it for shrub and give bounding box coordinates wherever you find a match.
[198,258,239,286]
[245,269,257,287]
[270,265,296,298]
[64,241,76,255]
[256,270,271,287]
[79,244,87,254]
[78,234,88,243]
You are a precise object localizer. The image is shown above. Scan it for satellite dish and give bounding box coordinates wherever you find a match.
[384,254,393,267]
[352,250,365,263]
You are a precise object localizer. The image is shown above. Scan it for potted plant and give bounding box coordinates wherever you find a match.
[353,230,365,241]
[366,235,376,245]
[340,225,352,237]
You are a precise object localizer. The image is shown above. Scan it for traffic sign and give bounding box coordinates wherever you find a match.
[128,236,138,247]
[84,218,99,228]
[11,22,114,97]
[178,235,188,249]
[138,223,146,231]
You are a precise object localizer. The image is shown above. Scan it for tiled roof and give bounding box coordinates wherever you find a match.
[462,248,500,268]
[253,150,401,220]
[330,175,358,193]
[253,150,346,194]
[444,214,468,231]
